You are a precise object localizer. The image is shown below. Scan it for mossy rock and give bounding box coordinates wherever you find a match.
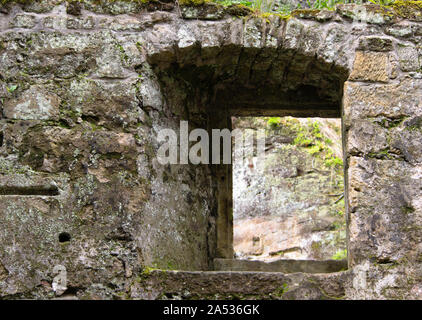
[336,3,397,24]
[225,3,253,16]
[179,0,225,20]
[291,8,335,21]
[178,0,211,6]
[391,1,422,21]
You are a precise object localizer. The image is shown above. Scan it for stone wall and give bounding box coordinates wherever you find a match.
[0,0,421,299]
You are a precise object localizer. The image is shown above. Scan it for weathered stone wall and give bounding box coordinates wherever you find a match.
[0,0,421,299]
[0,0,219,298]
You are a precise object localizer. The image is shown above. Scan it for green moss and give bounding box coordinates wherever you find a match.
[141,266,159,276]
[372,116,406,129]
[225,3,253,16]
[294,8,321,15]
[116,43,129,63]
[178,0,211,6]
[405,116,422,131]
[331,248,347,260]
[367,148,404,160]
[325,156,343,168]
[259,11,271,19]
[166,261,177,270]
[272,283,289,297]
[291,8,323,18]
[391,1,422,20]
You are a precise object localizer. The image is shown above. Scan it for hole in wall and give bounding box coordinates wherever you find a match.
[231,116,346,264]
[0,185,59,196]
[81,114,100,124]
[0,131,3,147]
[58,232,71,243]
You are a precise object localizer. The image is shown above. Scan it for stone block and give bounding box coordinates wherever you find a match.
[346,119,389,155]
[97,17,145,31]
[397,44,420,72]
[3,85,60,121]
[343,79,422,121]
[67,17,95,30]
[349,51,389,82]
[348,157,422,266]
[10,14,37,29]
[357,36,393,52]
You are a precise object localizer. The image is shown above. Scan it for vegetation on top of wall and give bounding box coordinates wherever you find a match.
[391,0,422,19]
[215,0,422,20]
[176,0,422,23]
[1,0,421,21]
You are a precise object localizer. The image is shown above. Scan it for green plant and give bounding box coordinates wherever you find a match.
[368,0,396,5]
[252,0,275,12]
[308,0,343,10]
[293,132,313,147]
[219,0,253,6]
[218,0,276,13]
[267,117,281,129]
[6,84,17,93]
[311,121,322,138]
[325,156,343,168]
[335,208,345,216]
[331,249,347,260]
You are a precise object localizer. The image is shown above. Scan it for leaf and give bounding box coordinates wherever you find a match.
[6,84,17,93]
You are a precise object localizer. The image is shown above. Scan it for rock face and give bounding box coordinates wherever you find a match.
[232,117,346,261]
[0,0,421,299]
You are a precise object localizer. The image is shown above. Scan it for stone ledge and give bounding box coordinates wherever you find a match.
[131,269,350,299]
[214,258,348,273]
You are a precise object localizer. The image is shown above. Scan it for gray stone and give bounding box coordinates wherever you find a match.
[67,17,95,30]
[3,85,60,121]
[10,14,37,29]
[397,44,420,72]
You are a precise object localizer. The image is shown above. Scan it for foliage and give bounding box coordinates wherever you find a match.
[324,156,343,168]
[216,0,401,15]
[6,84,17,93]
[331,249,347,260]
[368,0,396,5]
[219,0,253,6]
[334,206,345,217]
[251,0,275,12]
[266,117,344,174]
[267,117,280,129]
[305,0,344,10]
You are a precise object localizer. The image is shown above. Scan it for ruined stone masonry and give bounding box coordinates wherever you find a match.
[0,0,421,299]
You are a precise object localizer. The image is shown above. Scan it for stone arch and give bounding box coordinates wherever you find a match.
[145,16,353,117]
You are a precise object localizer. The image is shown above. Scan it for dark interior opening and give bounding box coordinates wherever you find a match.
[58,232,71,243]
